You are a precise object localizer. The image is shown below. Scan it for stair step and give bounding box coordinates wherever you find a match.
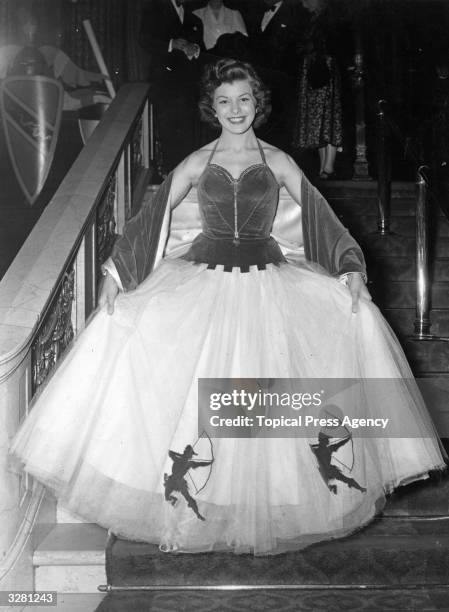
[385,474,449,516]
[359,234,449,258]
[32,593,105,611]
[383,308,449,338]
[106,516,449,588]
[33,523,107,593]
[94,588,449,611]
[330,196,447,216]
[417,378,449,433]
[340,215,449,237]
[331,197,419,217]
[370,281,449,309]
[366,257,449,283]
[320,179,414,200]
[402,338,449,373]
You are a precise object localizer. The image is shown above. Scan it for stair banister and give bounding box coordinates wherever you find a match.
[414,165,432,338]
[376,99,391,235]
[0,83,152,591]
[350,20,371,181]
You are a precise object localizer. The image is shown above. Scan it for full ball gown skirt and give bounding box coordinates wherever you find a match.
[10,151,446,555]
[10,258,446,554]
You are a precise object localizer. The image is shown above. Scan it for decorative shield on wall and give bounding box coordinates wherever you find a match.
[0,75,63,205]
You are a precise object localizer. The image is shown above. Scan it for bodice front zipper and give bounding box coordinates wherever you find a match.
[205,138,271,246]
[233,180,239,246]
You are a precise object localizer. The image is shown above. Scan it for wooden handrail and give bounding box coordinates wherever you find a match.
[0,83,150,378]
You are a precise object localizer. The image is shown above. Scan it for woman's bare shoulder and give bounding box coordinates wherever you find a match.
[259,141,303,181]
[178,140,219,180]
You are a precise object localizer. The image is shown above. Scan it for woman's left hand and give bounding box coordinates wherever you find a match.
[347,272,372,313]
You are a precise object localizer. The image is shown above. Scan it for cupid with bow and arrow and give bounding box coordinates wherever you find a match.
[310,406,366,495]
[163,434,214,521]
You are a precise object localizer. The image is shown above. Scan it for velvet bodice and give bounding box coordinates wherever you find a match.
[111,158,367,291]
[182,147,286,270]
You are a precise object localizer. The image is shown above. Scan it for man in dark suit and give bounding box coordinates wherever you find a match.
[242,0,311,150]
[139,0,205,174]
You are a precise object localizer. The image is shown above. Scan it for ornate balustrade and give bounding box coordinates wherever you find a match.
[0,83,151,589]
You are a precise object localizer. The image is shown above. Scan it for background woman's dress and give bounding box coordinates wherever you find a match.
[292,54,343,151]
[292,6,343,152]
[10,144,446,555]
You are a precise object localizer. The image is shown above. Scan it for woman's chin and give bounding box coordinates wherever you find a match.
[223,121,252,134]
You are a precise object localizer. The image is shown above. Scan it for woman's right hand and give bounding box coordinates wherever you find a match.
[99,271,119,315]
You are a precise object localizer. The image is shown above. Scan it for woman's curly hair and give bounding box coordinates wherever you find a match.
[198,58,271,129]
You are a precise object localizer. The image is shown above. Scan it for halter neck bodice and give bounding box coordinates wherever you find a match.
[182,139,285,271]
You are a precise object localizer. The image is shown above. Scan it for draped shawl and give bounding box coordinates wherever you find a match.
[111,171,366,292]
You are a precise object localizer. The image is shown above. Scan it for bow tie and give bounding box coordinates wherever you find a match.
[175,0,184,6]
[265,3,277,11]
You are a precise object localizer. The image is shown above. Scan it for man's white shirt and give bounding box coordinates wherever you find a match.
[170,0,184,23]
[261,1,283,32]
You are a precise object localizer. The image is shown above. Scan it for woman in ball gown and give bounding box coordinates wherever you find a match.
[10,59,446,556]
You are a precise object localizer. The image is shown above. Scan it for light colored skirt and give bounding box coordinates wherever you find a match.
[10,259,446,555]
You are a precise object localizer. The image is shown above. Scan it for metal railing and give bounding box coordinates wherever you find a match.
[414,165,432,338]
[376,99,391,235]
[374,100,449,340]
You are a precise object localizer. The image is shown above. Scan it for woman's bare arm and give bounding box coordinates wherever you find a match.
[268,148,371,313]
[99,148,210,314]
[169,149,208,209]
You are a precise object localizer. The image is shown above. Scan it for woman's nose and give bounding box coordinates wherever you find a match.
[230,100,240,114]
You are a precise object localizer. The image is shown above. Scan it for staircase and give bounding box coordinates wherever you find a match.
[32,507,107,594]
[100,477,449,611]
[31,180,449,611]
[322,179,449,376]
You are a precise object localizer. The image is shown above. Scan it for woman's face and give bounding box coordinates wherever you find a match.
[213,79,257,134]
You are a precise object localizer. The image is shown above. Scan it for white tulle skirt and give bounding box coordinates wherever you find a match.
[10,259,446,555]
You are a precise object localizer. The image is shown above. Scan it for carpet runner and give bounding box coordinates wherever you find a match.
[95,587,449,611]
[104,474,449,588]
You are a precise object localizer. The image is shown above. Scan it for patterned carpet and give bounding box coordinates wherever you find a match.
[95,587,449,611]
[96,476,449,611]
[106,513,449,588]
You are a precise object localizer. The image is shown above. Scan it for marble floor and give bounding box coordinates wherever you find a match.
[16,593,105,612]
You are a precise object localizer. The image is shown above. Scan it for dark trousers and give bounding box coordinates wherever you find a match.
[152,67,201,174]
[255,68,296,154]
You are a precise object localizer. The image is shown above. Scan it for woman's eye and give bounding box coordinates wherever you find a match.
[219,100,228,105]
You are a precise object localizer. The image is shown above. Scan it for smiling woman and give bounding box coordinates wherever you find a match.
[214,81,256,132]
[199,59,271,129]
[9,57,446,556]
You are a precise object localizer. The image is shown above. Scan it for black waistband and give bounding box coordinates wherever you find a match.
[181,233,286,271]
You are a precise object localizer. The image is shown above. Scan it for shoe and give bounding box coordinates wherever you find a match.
[319,170,337,180]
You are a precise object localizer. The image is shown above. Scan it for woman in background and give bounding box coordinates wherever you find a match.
[292,0,343,179]
[193,0,247,53]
